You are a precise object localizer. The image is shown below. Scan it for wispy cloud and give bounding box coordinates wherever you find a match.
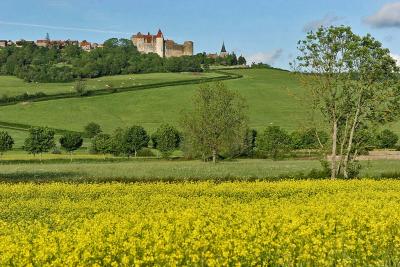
[364,2,400,28]
[0,21,130,35]
[303,14,343,32]
[246,49,283,65]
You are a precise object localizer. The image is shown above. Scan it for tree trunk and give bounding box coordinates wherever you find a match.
[315,130,324,149]
[331,120,338,179]
[212,149,217,164]
[337,116,350,176]
[343,105,361,179]
[134,150,137,158]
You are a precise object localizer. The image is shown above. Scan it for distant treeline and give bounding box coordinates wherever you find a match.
[0,38,244,83]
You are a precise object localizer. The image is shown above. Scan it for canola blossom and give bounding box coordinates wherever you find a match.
[0,180,400,266]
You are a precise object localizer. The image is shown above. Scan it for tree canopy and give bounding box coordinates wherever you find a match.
[294,26,400,178]
[0,39,203,83]
[24,127,55,158]
[181,82,248,163]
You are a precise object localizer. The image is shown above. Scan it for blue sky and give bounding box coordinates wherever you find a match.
[1,0,400,69]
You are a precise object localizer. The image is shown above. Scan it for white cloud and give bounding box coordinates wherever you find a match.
[365,2,400,28]
[303,14,343,32]
[246,49,283,65]
[391,53,400,66]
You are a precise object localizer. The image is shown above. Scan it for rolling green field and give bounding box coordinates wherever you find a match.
[0,69,312,135]
[0,72,222,97]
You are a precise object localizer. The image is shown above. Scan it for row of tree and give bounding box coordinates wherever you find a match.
[0,38,214,82]
[194,53,246,68]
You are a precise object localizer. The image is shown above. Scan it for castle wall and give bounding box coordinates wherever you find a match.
[183,41,193,56]
[165,41,183,58]
[132,31,193,58]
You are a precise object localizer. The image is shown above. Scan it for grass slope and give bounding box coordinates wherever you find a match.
[1,68,399,138]
[0,72,221,97]
[0,69,312,134]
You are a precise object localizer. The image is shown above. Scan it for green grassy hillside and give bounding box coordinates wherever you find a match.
[0,68,399,146]
[0,69,311,132]
[0,72,221,97]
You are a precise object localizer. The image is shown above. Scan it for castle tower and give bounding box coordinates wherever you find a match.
[155,29,165,58]
[220,42,228,58]
[183,41,194,56]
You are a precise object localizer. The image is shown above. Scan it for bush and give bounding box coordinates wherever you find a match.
[136,148,156,157]
[376,129,398,149]
[74,80,88,96]
[152,124,181,158]
[240,129,257,157]
[51,148,62,155]
[256,126,292,160]
[59,133,83,153]
[291,128,328,150]
[0,131,14,159]
[91,133,111,156]
[84,122,102,138]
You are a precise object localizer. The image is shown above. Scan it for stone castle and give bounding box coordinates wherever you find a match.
[132,29,193,58]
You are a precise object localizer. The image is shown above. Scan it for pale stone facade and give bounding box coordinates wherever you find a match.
[132,30,193,58]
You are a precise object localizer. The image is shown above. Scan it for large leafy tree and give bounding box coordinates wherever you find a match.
[294,26,400,178]
[24,127,55,160]
[0,131,14,159]
[91,133,112,158]
[181,82,248,163]
[152,124,181,158]
[112,126,149,157]
[59,132,83,161]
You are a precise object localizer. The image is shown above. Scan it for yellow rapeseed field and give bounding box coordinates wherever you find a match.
[1,180,400,266]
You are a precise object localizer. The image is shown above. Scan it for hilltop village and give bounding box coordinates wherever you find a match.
[0,30,232,59]
[0,29,246,84]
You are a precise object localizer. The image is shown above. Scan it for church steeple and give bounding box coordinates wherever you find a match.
[221,41,226,53]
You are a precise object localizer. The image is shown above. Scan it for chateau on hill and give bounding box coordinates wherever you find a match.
[132,29,193,58]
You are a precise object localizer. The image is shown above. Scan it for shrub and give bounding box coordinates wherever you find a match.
[59,133,83,160]
[136,148,156,157]
[91,133,111,156]
[0,131,14,159]
[240,129,257,157]
[74,80,88,96]
[51,148,62,155]
[257,126,292,160]
[376,129,398,149]
[84,122,102,138]
[152,124,181,158]
[291,128,328,150]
